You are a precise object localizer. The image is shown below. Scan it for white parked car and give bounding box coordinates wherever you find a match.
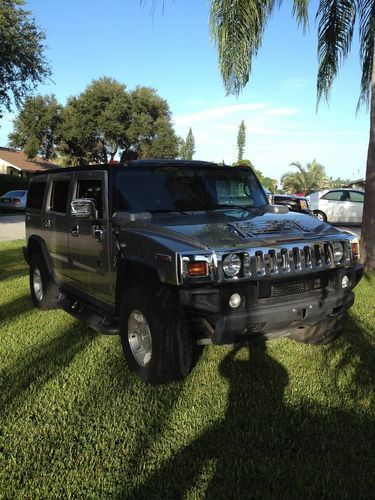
[308,188,364,224]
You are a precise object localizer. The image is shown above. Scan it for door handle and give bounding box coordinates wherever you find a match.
[43,219,50,229]
[92,225,103,242]
[71,224,79,236]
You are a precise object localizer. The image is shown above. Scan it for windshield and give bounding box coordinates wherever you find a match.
[114,166,267,213]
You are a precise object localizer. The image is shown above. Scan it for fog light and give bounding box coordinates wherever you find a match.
[229,293,242,309]
[341,275,350,289]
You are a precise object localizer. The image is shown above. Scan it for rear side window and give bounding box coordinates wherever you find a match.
[349,191,364,203]
[26,182,47,210]
[50,180,70,213]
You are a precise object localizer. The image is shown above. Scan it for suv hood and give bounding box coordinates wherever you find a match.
[132,209,344,251]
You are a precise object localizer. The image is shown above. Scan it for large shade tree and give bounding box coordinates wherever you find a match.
[8,95,62,160]
[210,0,375,271]
[0,0,50,119]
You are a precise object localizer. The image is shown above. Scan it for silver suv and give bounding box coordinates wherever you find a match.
[23,160,363,384]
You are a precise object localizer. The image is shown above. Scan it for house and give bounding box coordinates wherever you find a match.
[342,178,366,191]
[0,147,58,178]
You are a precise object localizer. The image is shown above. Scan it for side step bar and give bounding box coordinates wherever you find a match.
[59,296,120,335]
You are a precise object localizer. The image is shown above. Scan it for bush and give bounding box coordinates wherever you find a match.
[0,174,29,194]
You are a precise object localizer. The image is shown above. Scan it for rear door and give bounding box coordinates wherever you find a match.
[66,170,113,305]
[348,190,364,223]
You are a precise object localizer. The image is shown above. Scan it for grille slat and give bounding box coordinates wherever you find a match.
[242,240,346,279]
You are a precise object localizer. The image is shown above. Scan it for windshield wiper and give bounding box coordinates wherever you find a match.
[207,204,255,213]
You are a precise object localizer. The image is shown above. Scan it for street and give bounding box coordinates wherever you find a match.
[0,214,25,242]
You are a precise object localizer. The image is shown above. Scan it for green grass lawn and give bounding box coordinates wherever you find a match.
[1,240,374,498]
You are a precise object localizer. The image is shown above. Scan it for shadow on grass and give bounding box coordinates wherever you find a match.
[124,330,375,498]
[0,244,28,281]
[0,293,34,325]
[0,325,97,418]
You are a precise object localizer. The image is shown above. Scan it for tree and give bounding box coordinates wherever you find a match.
[237,120,246,161]
[121,86,180,161]
[59,77,131,165]
[8,95,62,160]
[281,160,329,194]
[180,128,196,160]
[0,0,50,118]
[209,0,375,271]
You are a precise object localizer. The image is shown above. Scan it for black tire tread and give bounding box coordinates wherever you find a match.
[30,254,60,310]
[120,280,193,385]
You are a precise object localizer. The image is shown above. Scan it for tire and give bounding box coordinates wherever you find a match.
[313,210,327,222]
[30,254,60,310]
[120,281,194,385]
[288,317,343,345]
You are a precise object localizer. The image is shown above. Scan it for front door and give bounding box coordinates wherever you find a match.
[67,171,113,305]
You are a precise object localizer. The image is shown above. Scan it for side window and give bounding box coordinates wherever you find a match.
[77,179,103,218]
[349,191,364,203]
[321,191,342,201]
[50,180,70,213]
[26,182,47,209]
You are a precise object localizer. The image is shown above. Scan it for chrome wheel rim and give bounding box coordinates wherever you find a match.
[128,310,152,367]
[33,268,43,302]
[315,212,324,221]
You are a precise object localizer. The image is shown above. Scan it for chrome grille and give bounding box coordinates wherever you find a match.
[249,241,350,278]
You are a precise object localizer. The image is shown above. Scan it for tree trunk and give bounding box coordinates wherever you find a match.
[361,50,375,272]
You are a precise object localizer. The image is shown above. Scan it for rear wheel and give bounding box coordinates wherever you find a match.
[120,281,194,385]
[30,254,60,310]
[288,317,343,345]
[313,210,327,222]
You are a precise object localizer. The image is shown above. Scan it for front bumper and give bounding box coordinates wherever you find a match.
[211,289,354,344]
[180,265,362,344]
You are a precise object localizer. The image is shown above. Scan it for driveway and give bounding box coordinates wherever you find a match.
[0,214,25,242]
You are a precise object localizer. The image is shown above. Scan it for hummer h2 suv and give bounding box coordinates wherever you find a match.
[23,160,363,384]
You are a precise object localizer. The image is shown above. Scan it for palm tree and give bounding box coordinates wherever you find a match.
[210,0,375,272]
[281,160,330,194]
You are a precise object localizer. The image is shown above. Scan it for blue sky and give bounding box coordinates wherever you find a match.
[0,0,369,182]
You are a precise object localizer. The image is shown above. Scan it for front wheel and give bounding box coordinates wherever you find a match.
[313,210,327,222]
[30,254,60,310]
[120,283,194,385]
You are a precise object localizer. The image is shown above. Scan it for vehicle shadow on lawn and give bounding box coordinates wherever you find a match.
[124,315,375,499]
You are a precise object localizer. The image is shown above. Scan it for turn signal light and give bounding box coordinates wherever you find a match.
[351,242,360,261]
[188,261,209,277]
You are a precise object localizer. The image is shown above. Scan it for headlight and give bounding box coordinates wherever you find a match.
[332,242,344,263]
[223,253,241,277]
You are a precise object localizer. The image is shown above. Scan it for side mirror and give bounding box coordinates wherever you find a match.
[71,198,97,218]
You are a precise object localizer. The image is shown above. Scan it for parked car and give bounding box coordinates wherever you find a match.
[308,189,364,224]
[23,161,362,384]
[0,190,28,211]
[272,193,312,215]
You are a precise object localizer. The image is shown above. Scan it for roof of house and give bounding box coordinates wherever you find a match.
[0,147,58,172]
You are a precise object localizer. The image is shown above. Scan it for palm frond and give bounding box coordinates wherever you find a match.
[316,0,356,106]
[357,0,375,111]
[292,0,310,30]
[210,0,276,95]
